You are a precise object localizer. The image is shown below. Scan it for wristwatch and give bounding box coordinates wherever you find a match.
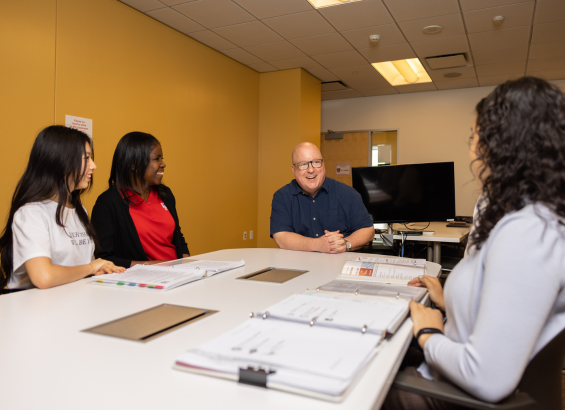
[344,239,352,252]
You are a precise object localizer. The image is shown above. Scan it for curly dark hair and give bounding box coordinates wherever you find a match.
[470,76,565,249]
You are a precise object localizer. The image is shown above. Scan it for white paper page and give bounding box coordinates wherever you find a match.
[342,261,423,283]
[193,319,380,380]
[168,259,245,274]
[176,351,353,396]
[317,279,427,301]
[262,294,408,334]
[92,266,204,289]
[355,256,426,267]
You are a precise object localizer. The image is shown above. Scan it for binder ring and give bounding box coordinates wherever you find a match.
[249,312,255,318]
[396,293,400,300]
[262,311,270,320]
[355,289,359,296]
[362,324,367,334]
[310,317,317,327]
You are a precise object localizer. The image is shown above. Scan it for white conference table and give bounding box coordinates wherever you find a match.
[0,248,440,410]
[377,222,471,263]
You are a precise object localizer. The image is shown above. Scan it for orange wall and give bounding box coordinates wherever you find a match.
[321,132,369,186]
[1,0,261,255]
[0,0,56,216]
[257,69,321,248]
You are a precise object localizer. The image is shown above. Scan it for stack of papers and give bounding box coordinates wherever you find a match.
[92,265,204,290]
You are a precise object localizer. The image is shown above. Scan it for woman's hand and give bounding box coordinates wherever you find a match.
[90,259,126,276]
[410,300,444,349]
[408,275,445,311]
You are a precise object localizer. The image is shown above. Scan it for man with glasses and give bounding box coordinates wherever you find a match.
[270,142,375,253]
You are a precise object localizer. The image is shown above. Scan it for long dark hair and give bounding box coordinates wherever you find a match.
[109,131,167,205]
[0,125,99,288]
[470,77,565,249]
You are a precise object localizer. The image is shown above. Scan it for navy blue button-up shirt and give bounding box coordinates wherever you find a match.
[270,177,373,238]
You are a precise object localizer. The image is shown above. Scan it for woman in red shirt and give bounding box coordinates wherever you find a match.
[92,132,189,268]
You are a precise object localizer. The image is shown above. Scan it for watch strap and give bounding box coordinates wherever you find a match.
[416,328,444,341]
[344,239,351,251]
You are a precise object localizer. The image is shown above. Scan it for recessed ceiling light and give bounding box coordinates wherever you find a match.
[372,58,432,86]
[306,0,361,8]
[444,72,462,78]
[422,25,443,34]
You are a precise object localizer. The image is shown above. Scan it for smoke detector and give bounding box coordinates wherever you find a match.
[423,25,443,34]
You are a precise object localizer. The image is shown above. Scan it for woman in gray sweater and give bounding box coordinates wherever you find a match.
[384,77,565,409]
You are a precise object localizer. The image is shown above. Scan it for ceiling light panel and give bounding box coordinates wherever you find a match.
[372,58,432,86]
[307,0,363,9]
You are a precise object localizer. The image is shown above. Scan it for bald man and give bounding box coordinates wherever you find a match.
[270,142,375,253]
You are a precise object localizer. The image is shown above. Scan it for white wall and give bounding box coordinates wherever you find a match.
[321,79,565,216]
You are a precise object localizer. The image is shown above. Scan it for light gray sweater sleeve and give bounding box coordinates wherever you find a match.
[423,214,564,402]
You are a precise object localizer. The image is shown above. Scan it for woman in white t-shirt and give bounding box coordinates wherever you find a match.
[0,125,125,291]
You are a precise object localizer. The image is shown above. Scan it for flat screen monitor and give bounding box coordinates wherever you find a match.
[352,162,456,224]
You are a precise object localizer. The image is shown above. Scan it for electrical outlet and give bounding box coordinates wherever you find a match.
[250,230,253,240]
[243,231,247,241]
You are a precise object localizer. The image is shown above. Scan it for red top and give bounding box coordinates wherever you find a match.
[128,189,177,261]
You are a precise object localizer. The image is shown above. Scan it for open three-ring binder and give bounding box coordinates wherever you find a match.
[173,293,410,401]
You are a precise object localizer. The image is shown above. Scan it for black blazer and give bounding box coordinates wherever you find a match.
[91,185,189,268]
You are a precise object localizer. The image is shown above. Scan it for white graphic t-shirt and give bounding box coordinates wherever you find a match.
[9,201,95,289]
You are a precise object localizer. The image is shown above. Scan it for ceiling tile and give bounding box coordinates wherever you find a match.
[290,33,353,55]
[473,45,528,65]
[460,0,530,12]
[311,50,368,69]
[212,21,283,47]
[160,0,199,5]
[269,56,325,71]
[329,64,391,87]
[146,7,205,34]
[382,0,459,22]
[119,0,167,12]
[435,77,479,89]
[173,0,255,29]
[426,65,477,81]
[188,30,238,50]
[396,82,438,93]
[398,13,465,42]
[477,73,523,86]
[232,0,313,19]
[321,90,363,100]
[358,86,400,96]
[525,68,565,80]
[527,56,565,72]
[244,41,306,61]
[531,21,565,44]
[221,47,264,64]
[475,60,526,76]
[468,26,531,50]
[262,11,335,40]
[306,68,340,81]
[340,24,406,49]
[529,40,565,60]
[246,62,278,72]
[533,0,565,24]
[317,0,394,31]
[411,35,470,58]
[357,43,416,63]
[464,2,535,34]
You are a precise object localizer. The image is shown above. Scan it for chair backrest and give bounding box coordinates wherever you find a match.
[517,327,565,410]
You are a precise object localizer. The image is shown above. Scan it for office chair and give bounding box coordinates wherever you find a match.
[393,327,565,410]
